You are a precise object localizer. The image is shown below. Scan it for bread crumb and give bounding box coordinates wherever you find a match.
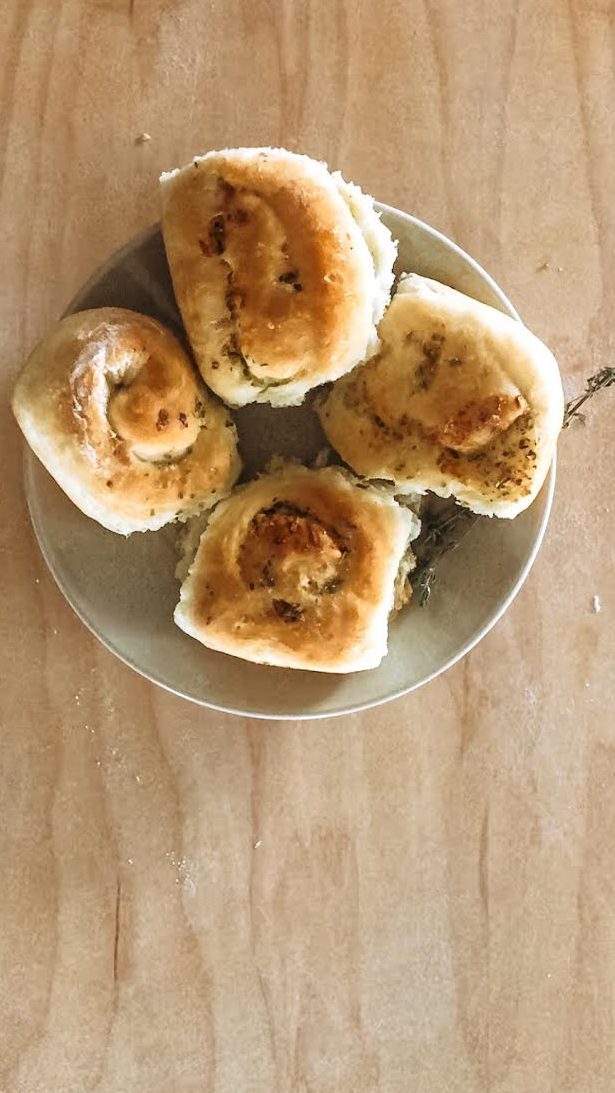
[537,260,563,272]
[167,851,197,896]
[591,594,602,614]
[135,132,152,144]
[313,447,331,469]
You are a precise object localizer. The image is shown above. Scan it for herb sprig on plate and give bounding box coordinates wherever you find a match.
[411,504,479,606]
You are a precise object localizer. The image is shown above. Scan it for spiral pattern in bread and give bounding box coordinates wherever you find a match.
[174,465,419,673]
[12,307,241,534]
[160,147,397,407]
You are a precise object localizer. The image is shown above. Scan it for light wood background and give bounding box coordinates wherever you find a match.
[1,1,614,1090]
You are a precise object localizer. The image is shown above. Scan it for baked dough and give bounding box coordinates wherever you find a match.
[174,465,419,672]
[12,308,241,534]
[160,147,396,407]
[319,274,564,518]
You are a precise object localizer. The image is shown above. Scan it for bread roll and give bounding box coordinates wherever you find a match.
[12,308,241,535]
[160,147,396,407]
[174,465,419,673]
[319,275,564,518]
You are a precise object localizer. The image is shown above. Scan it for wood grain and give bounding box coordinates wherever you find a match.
[1,1,614,1090]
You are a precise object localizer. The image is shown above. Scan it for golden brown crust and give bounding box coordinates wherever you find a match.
[319,275,564,518]
[12,308,241,534]
[174,466,419,673]
[160,148,396,407]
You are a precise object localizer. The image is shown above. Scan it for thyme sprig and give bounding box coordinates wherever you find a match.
[411,504,480,606]
[562,366,615,428]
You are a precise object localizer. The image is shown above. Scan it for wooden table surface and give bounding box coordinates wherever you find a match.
[2,2,614,1090]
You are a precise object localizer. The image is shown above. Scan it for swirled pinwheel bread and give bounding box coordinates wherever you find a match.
[12,308,241,534]
[160,147,396,407]
[319,274,564,518]
[174,465,420,673]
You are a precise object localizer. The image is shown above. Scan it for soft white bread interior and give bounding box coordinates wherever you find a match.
[160,147,396,407]
[174,465,419,673]
[319,274,564,518]
[12,308,241,535]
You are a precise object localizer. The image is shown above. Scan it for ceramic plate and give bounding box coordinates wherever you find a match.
[24,205,555,718]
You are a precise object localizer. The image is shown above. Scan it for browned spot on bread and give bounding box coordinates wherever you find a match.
[272,599,304,622]
[436,393,527,453]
